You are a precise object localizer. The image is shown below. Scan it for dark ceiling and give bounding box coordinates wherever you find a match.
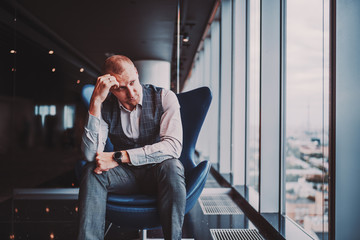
[1,0,216,94]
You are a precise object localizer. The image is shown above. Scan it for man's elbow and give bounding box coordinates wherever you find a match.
[83,152,95,162]
[160,137,182,159]
[81,143,96,162]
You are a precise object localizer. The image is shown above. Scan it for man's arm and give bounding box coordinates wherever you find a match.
[81,74,120,174]
[126,89,183,166]
[81,113,108,162]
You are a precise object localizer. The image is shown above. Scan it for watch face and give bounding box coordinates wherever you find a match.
[114,151,122,160]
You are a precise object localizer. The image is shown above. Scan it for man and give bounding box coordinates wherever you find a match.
[78,55,186,240]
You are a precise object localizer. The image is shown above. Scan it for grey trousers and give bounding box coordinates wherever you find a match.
[77,158,186,240]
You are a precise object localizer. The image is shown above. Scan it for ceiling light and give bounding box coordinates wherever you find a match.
[50,233,55,239]
[80,68,84,72]
[10,50,16,54]
[49,50,54,55]
[77,80,81,84]
[105,52,115,57]
[182,33,189,43]
[52,68,56,72]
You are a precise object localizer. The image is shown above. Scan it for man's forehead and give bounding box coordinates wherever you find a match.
[113,70,138,83]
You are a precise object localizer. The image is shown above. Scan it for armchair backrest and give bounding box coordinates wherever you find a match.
[81,84,94,109]
[176,87,212,171]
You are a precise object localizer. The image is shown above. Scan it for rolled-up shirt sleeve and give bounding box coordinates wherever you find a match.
[127,89,183,166]
[81,112,108,162]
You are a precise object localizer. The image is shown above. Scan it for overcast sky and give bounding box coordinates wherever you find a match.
[285,0,329,132]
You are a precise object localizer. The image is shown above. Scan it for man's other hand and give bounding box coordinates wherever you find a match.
[94,152,119,174]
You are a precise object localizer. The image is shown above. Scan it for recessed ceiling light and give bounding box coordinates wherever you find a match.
[49,50,54,54]
[105,52,115,57]
[10,50,16,54]
[182,33,189,43]
[80,68,84,72]
[52,68,56,72]
[77,80,81,84]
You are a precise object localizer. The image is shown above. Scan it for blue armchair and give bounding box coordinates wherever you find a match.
[80,84,212,239]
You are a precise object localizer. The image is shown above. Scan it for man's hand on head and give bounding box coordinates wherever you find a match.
[94,152,119,174]
[89,74,120,118]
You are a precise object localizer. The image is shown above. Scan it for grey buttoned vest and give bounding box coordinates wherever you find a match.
[101,84,164,151]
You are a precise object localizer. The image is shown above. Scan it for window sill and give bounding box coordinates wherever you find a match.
[261,213,319,240]
[210,167,318,240]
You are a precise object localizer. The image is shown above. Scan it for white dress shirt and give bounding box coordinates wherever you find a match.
[81,88,183,166]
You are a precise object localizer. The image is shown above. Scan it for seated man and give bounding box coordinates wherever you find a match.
[78,55,186,240]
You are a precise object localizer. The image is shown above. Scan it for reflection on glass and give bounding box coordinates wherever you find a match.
[37,105,57,126]
[246,0,260,197]
[64,105,75,129]
[285,0,329,238]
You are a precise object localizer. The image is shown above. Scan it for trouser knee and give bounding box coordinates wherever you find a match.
[157,159,186,192]
[80,162,108,189]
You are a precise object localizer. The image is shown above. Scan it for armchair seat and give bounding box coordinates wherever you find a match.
[107,194,157,206]
[105,160,210,230]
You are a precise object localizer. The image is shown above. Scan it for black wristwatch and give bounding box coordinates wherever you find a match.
[112,151,123,164]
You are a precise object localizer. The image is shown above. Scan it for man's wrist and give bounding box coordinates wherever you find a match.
[112,150,130,164]
[89,99,102,117]
[121,151,131,164]
[112,151,123,164]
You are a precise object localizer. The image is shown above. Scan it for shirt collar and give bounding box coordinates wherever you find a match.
[117,87,143,112]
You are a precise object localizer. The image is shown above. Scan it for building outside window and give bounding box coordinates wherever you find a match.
[284,0,329,238]
[63,105,75,129]
[246,0,261,207]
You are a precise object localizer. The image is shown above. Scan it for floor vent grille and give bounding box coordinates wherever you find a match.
[199,194,243,215]
[205,179,222,188]
[210,229,264,240]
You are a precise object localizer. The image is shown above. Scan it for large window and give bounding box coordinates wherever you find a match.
[183,10,221,171]
[184,0,335,237]
[284,0,329,238]
[35,105,56,126]
[246,0,261,205]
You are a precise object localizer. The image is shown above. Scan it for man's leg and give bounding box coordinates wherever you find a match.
[144,159,186,240]
[77,162,138,240]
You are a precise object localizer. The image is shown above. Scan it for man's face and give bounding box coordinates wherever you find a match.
[109,64,142,111]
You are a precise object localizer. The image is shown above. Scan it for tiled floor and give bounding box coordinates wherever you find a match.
[0,170,265,240]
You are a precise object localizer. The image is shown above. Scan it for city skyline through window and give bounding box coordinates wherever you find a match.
[284,0,329,238]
